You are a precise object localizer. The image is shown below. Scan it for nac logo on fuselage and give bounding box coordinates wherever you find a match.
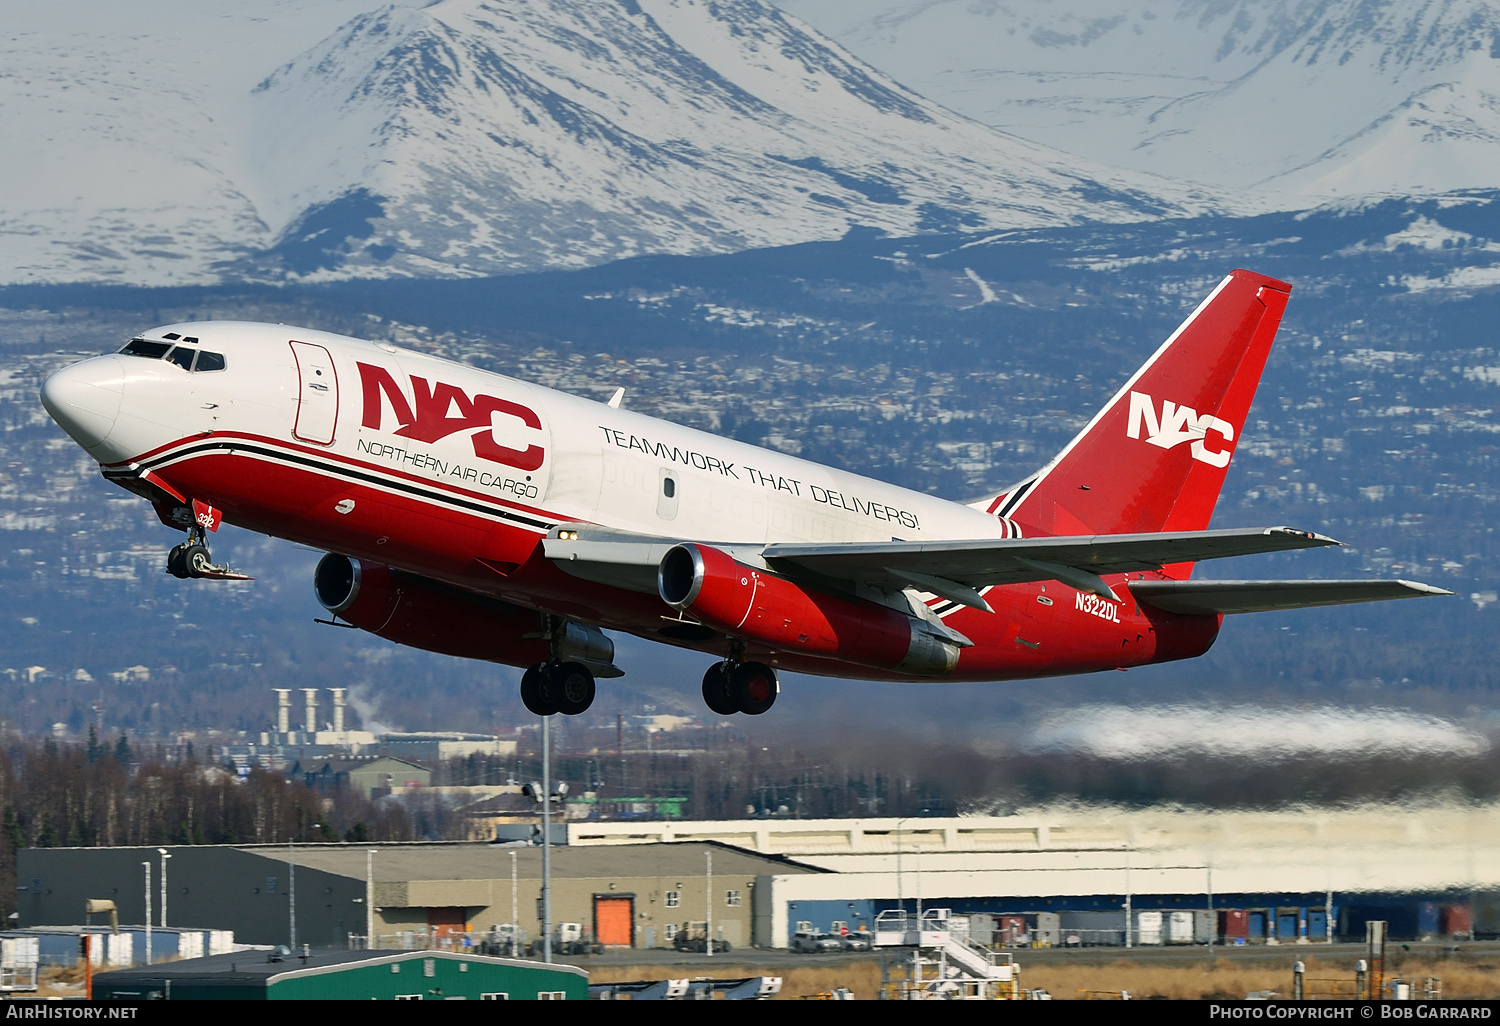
[1126,391,1235,469]
[356,362,545,472]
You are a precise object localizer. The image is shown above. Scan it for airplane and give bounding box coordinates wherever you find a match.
[40,268,1449,717]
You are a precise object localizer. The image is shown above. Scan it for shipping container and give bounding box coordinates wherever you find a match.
[1219,909,1249,943]
[1036,912,1061,948]
[1418,902,1441,938]
[1195,910,1214,944]
[967,914,994,947]
[997,915,1027,948]
[1136,911,1163,946]
[1167,911,1194,945]
[1440,905,1473,937]
[0,937,40,968]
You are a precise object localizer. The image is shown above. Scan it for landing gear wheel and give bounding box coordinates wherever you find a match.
[730,661,778,715]
[167,544,191,579]
[520,663,560,717]
[550,662,595,716]
[181,543,212,579]
[702,662,738,716]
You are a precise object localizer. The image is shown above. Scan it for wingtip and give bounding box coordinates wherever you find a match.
[1270,526,1342,546]
[1395,579,1457,597]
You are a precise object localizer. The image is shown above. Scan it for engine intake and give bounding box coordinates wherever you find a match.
[313,553,552,667]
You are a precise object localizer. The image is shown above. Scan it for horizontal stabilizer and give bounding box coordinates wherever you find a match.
[1129,578,1453,615]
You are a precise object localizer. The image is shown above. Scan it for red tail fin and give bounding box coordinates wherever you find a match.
[981,269,1291,536]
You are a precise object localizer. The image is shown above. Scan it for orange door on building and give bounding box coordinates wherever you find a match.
[427,906,466,940]
[594,896,633,947]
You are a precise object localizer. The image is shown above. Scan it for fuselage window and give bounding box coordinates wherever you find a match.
[663,477,676,498]
[194,351,226,372]
[167,347,196,371]
[119,338,171,359]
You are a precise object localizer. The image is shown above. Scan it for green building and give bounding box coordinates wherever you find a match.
[93,948,586,1000]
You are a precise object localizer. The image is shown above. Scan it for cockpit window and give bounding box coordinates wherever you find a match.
[119,338,172,359]
[194,351,226,372]
[167,347,196,371]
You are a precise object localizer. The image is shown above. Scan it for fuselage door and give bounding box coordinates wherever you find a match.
[289,340,339,445]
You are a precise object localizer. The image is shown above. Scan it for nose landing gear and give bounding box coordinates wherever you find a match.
[701,659,778,716]
[165,523,252,581]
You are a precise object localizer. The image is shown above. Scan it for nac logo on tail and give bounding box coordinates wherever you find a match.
[1126,391,1236,468]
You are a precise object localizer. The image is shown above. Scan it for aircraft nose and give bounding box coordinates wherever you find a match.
[40,356,125,454]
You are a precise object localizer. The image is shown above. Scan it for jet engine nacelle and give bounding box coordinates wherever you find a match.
[314,553,561,667]
[657,543,960,676]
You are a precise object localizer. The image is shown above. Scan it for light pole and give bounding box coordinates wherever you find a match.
[522,720,567,963]
[706,850,713,957]
[510,850,518,956]
[366,849,377,949]
[157,849,171,928]
[141,861,152,966]
[542,713,551,964]
[289,821,320,950]
[895,817,905,924]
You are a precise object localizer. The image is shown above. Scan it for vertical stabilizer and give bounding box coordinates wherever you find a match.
[981,269,1291,537]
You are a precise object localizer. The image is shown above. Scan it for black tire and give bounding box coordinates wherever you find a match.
[701,662,738,715]
[550,662,595,716]
[520,664,559,716]
[730,661,778,715]
[166,544,190,579]
[182,543,212,578]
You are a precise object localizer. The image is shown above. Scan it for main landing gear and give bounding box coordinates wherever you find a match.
[702,660,778,716]
[520,662,597,717]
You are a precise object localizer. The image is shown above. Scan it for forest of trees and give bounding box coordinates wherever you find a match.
[0,730,414,920]
[7,721,1500,922]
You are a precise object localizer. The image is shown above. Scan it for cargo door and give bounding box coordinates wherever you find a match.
[289,340,339,445]
[593,895,634,947]
[427,906,466,940]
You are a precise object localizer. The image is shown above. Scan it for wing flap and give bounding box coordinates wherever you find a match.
[1129,578,1453,615]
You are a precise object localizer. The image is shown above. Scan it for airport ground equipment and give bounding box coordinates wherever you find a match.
[672,920,732,954]
[590,976,780,1000]
[874,908,1021,999]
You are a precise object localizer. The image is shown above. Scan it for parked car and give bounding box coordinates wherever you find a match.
[791,931,846,953]
[842,932,872,952]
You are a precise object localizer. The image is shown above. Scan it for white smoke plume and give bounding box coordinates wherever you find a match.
[1023,704,1489,762]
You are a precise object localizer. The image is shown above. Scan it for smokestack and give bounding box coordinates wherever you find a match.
[302,688,318,735]
[274,690,291,735]
[330,688,346,733]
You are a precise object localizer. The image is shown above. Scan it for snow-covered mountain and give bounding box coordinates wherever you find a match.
[777,0,1500,206]
[0,0,1210,286]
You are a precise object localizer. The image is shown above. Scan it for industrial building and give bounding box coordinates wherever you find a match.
[20,804,1499,950]
[92,948,586,1000]
[567,805,1500,946]
[18,842,823,950]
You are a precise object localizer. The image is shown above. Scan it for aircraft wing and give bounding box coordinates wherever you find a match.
[1127,578,1453,615]
[761,526,1337,604]
[545,524,1340,608]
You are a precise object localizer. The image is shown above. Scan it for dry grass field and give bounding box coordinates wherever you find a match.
[27,950,1500,1000]
[588,952,1500,1000]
